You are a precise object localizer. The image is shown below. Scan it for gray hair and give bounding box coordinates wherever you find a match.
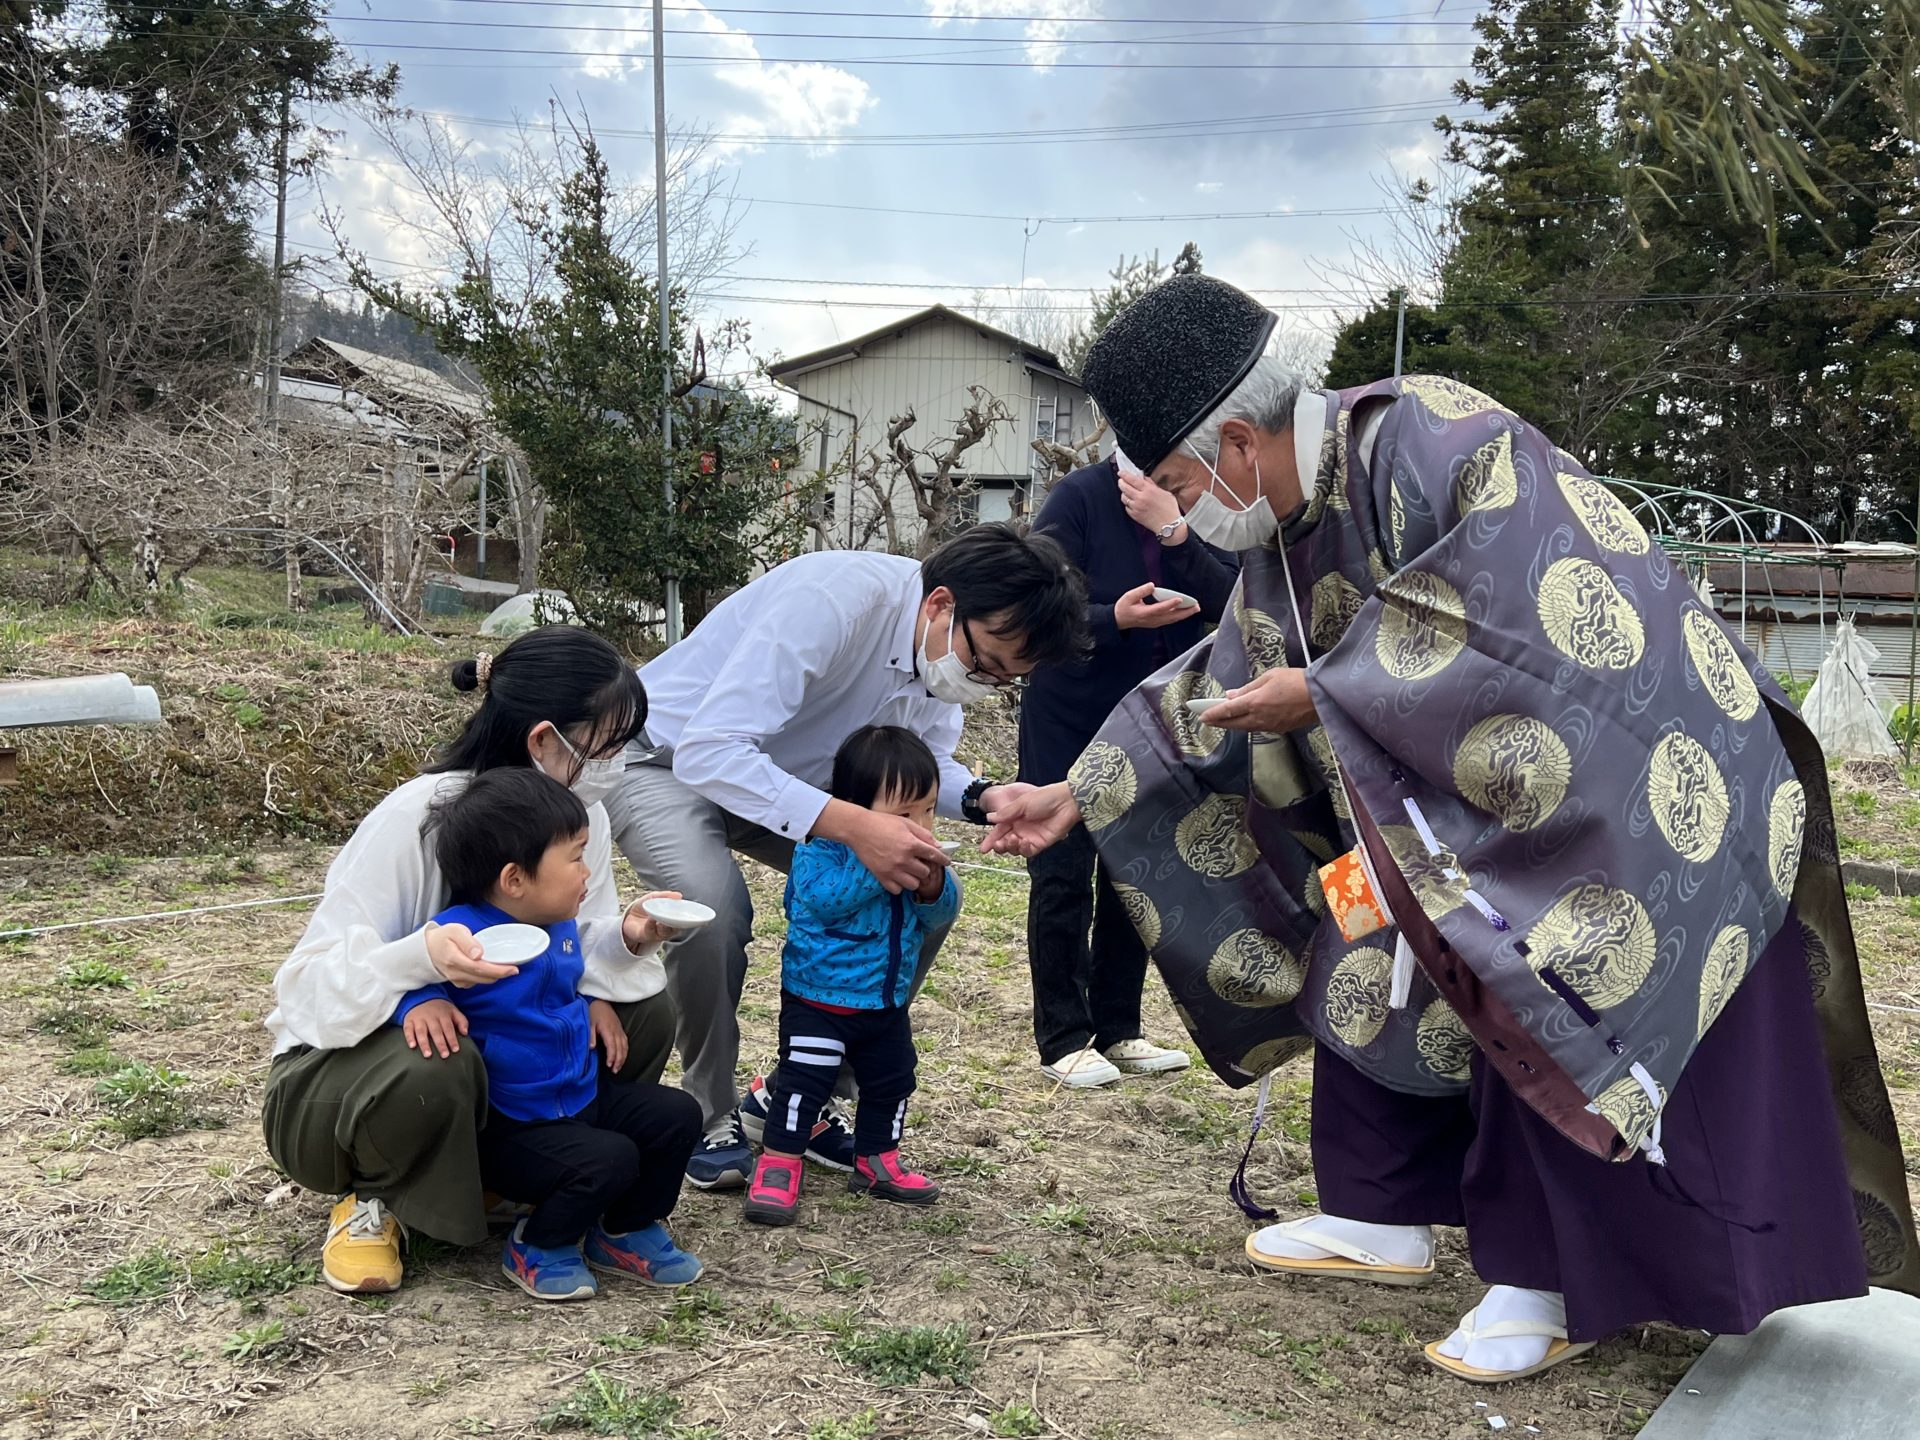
[1183,353,1312,461]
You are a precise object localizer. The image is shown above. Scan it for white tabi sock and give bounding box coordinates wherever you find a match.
[1435,1285,1566,1374]
[1246,1213,1433,1270]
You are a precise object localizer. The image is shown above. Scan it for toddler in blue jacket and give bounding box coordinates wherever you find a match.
[744,725,961,1225]
[392,767,704,1301]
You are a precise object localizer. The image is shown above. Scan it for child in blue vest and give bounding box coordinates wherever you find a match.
[392,768,705,1300]
[744,725,962,1225]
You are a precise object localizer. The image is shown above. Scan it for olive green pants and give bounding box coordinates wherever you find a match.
[261,992,676,1246]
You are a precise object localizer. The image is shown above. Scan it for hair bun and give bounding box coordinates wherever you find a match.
[449,658,481,692]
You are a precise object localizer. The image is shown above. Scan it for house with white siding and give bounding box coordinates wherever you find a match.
[767,306,1090,550]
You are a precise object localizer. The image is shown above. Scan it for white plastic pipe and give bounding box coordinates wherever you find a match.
[0,673,162,729]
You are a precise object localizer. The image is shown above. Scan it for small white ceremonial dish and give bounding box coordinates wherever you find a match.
[1151,587,1199,608]
[937,840,962,855]
[641,897,718,930]
[471,923,548,966]
[1185,698,1228,718]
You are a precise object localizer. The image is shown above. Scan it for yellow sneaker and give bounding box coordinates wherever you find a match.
[322,1195,405,1294]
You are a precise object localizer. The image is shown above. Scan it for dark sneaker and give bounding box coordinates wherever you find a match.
[848,1150,941,1206]
[738,1076,857,1172]
[743,1153,804,1227]
[685,1111,752,1191]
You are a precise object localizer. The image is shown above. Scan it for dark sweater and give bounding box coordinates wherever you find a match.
[1018,458,1240,786]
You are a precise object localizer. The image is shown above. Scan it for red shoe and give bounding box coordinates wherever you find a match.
[743,1153,803,1227]
[848,1150,940,1206]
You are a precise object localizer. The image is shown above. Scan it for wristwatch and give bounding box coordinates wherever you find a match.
[1157,518,1187,543]
[961,775,996,826]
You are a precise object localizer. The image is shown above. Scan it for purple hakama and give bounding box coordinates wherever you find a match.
[1311,911,1868,1342]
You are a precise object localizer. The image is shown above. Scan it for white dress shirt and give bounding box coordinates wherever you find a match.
[637,551,973,840]
[265,772,663,1055]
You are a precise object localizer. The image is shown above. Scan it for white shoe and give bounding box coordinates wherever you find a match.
[1040,1047,1123,1088]
[1103,1037,1191,1075]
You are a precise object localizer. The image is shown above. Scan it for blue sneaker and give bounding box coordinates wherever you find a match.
[738,1076,857,1173]
[685,1110,752,1191]
[501,1220,596,1302]
[585,1221,704,1287]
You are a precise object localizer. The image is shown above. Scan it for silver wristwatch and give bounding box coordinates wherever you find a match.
[1157,518,1187,541]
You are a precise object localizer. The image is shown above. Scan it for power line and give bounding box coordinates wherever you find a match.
[432,0,1643,30]
[409,97,1456,147]
[99,4,1485,47]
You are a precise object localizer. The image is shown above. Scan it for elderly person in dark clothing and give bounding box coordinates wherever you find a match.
[1018,449,1240,1086]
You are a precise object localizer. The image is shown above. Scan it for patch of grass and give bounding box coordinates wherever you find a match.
[189,1245,317,1299]
[1032,1201,1089,1232]
[1349,1316,1416,1344]
[821,1263,870,1293]
[1846,882,1883,902]
[60,1046,126,1076]
[221,1320,292,1363]
[1846,789,1882,819]
[934,1267,969,1293]
[34,1002,123,1046]
[991,1403,1044,1438]
[88,1249,185,1302]
[806,1414,877,1440]
[912,1210,969,1237]
[830,1323,979,1388]
[540,1371,717,1437]
[60,957,130,990]
[599,1291,731,1352]
[86,854,129,879]
[940,1153,1002,1179]
[94,1060,220,1142]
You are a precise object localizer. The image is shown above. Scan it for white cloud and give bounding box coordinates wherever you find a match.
[1194,181,1224,194]
[561,0,875,157]
[921,0,1104,72]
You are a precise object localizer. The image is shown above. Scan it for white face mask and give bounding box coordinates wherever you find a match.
[919,610,999,706]
[1183,443,1278,551]
[546,729,625,806]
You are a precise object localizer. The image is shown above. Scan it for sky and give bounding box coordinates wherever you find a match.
[287,0,1496,392]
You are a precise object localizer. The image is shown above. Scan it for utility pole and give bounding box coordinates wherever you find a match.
[263,84,292,425]
[264,83,303,611]
[653,0,683,646]
[476,457,489,578]
[1391,287,1407,379]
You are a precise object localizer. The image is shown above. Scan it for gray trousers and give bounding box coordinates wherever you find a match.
[604,758,956,1128]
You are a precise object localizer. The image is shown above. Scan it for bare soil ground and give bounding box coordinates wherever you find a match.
[2,842,1914,1440]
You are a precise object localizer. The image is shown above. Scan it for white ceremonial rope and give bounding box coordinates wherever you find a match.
[0,892,324,940]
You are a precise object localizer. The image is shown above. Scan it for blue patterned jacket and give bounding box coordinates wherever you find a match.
[781,840,961,1010]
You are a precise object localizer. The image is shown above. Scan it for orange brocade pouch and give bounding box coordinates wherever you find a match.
[1319,847,1389,943]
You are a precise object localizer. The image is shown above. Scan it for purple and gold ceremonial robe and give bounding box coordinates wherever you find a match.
[1066,374,1917,1291]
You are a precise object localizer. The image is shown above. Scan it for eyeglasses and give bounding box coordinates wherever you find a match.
[959,615,1029,691]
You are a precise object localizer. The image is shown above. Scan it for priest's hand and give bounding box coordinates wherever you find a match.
[1206,666,1318,733]
[980,781,1081,857]
[1115,581,1200,631]
[1118,465,1186,544]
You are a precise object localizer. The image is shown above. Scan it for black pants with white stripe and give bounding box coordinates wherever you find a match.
[764,991,917,1158]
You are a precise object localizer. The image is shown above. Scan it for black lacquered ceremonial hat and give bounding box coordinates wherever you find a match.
[1080,274,1279,472]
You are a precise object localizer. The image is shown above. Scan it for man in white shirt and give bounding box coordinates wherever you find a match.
[606,523,1089,1187]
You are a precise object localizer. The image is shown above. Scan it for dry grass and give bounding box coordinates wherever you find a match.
[8,838,1909,1440]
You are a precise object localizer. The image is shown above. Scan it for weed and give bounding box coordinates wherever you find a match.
[34,1003,122,1045]
[189,1245,316,1299]
[1846,882,1883,902]
[940,1153,1003,1179]
[60,958,130,990]
[87,854,129,879]
[94,1061,219,1142]
[913,1210,970,1237]
[934,1267,970,1293]
[991,1404,1044,1438]
[1846,789,1882,820]
[409,1375,454,1400]
[821,1263,870,1293]
[60,1047,126,1076]
[210,682,249,703]
[539,1370,716,1437]
[221,1320,292,1363]
[1349,1316,1416,1344]
[207,1161,235,1179]
[807,1414,878,1440]
[1032,1201,1089,1232]
[830,1323,978,1387]
[1906,896,1920,920]
[88,1249,185,1302]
